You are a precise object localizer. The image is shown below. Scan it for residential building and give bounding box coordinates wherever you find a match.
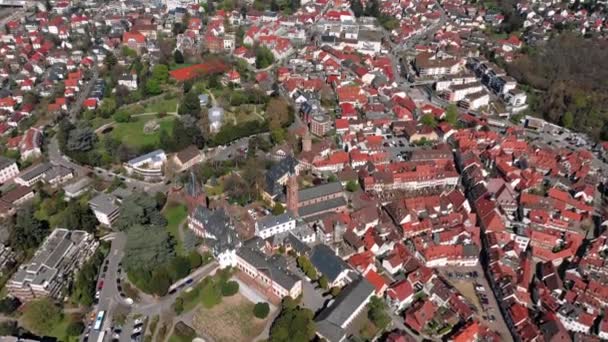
[124,150,167,180]
[88,193,121,227]
[255,212,297,239]
[7,229,97,302]
[63,177,92,200]
[235,244,302,299]
[173,145,203,172]
[315,277,375,342]
[311,114,332,136]
[0,157,18,184]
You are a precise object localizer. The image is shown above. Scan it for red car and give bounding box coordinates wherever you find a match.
[97,280,104,290]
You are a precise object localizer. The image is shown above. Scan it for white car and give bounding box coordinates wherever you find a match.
[134,318,144,325]
[132,326,143,334]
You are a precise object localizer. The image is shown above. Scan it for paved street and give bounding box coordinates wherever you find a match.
[85,232,127,342]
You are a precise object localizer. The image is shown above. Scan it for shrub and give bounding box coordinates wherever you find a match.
[173,297,184,315]
[221,280,239,297]
[253,302,270,319]
[113,110,131,123]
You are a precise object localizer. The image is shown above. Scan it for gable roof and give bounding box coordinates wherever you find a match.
[310,244,350,283]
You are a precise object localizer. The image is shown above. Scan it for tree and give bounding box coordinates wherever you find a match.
[149,269,172,296]
[0,297,20,315]
[178,90,201,117]
[145,79,162,95]
[561,111,574,129]
[71,249,105,306]
[445,104,458,124]
[104,52,118,69]
[253,302,270,319]
[221,281,239,296]
[351,0,364,17]
[269,304,315,342]
[0,321,18,336]
[151,64,170,84]
[66,321,85,336]
[174,49,185,64]
[98,97,117,118]
[66,123,96,152]
[255,45,275,69]
[271,128,286,144]
[345,180,359,192]
[266,97,291,130]
[420,114,438,128]
[123,225,175,272]
[272,203,285,215]
[318,275,328,290]
[10,206,49,251]
[113,110,131,123]
[22,298,62,336]
[169,256,192,281]
[61,201,97,232]
[115,193,167,231]
[188,251,202,269]
[367,296,390,330]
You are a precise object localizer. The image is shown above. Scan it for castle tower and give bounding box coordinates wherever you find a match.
[286,171,299,217]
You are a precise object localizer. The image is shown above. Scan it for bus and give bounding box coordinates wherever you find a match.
[93,311,105,331]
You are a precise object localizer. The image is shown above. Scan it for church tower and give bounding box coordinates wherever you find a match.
[286,170,299,217]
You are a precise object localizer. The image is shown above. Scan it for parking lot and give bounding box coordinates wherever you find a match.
[285,255,330,314]
[437,265,512,340]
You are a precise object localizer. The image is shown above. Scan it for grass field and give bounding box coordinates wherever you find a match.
[111,115,176,149]
[192,293,267,342]
[142,98,179,113]
[163,203,188,256]
[48,315,80,342]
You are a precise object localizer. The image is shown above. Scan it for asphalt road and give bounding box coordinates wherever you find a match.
[85,232,127,342]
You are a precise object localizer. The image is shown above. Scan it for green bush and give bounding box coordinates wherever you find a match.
[113,110,131,123]
[253,302,270,319]
[221,281,239,297]
[173,297,184,315]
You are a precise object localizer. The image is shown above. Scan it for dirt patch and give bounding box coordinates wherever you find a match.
[192,293,268,342]
[449,280,481,311]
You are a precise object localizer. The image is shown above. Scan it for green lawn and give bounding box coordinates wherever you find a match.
[142,98,179,114]
[111,115,176,150]
[48,315,80,342]
[164,203,188,256]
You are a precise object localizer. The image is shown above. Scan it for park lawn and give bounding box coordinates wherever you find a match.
[163,203,188,256]
[111,115,176,150]
[48,315,80,342]
[192,293,267,342]
[142,98,179,114]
